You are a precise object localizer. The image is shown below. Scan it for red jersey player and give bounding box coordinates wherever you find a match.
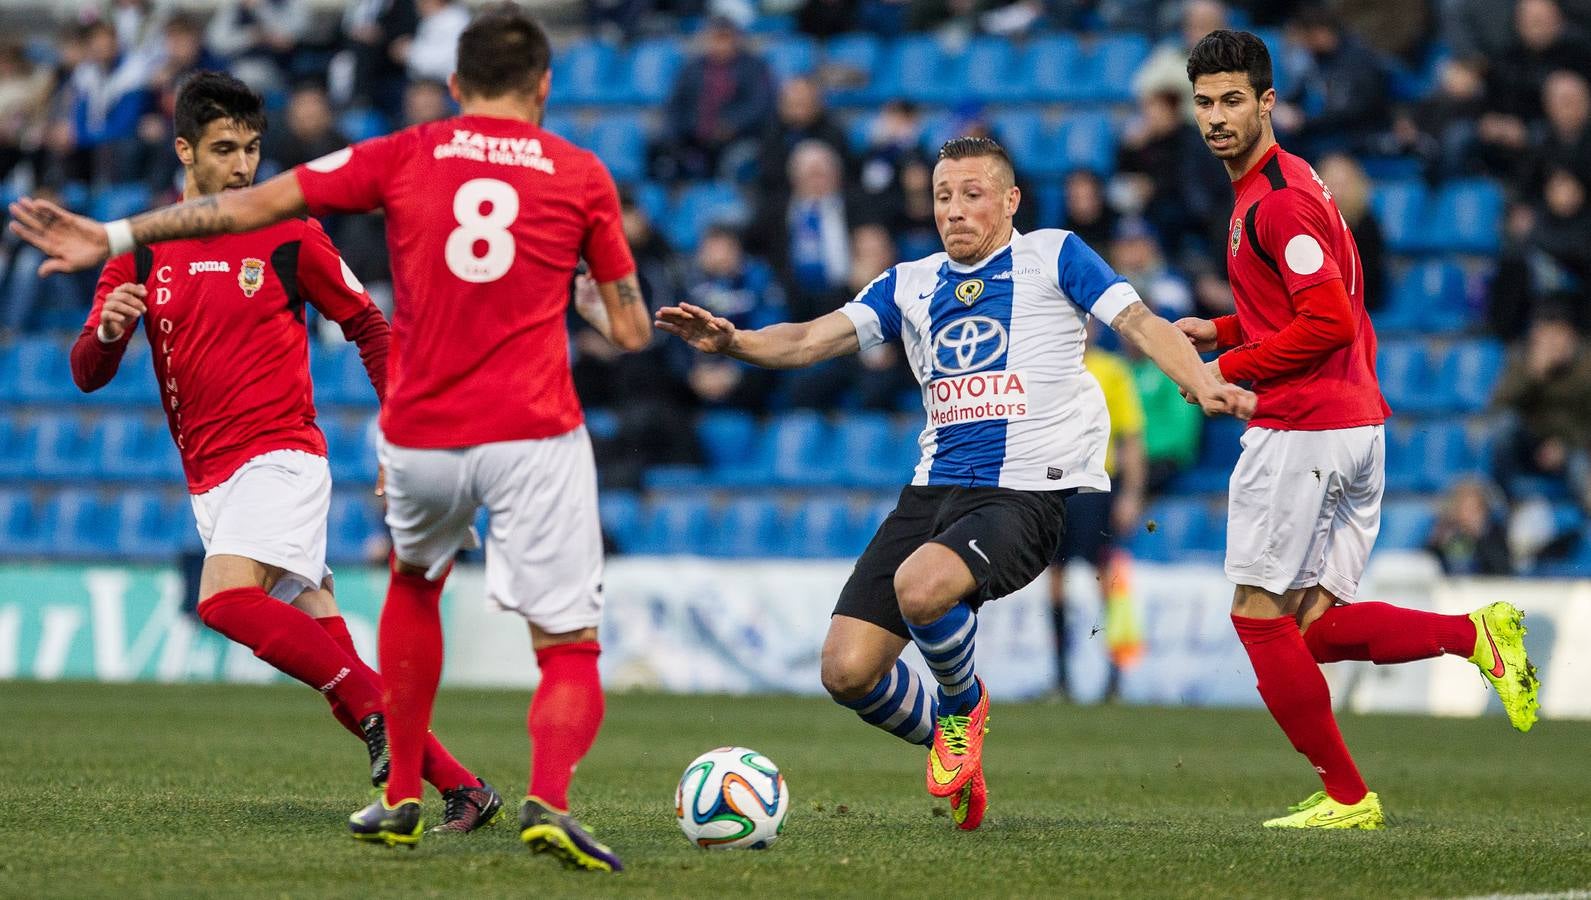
[67,72,502,831]
[1176,31,1540,829]
[12,11,650,866]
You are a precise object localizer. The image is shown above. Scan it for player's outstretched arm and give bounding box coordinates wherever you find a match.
[1111,301,1255,420]
[575,272,652,352]
[655,304,860,369]
[9,173,308,276]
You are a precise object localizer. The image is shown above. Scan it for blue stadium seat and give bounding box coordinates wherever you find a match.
[1053,113,1115,177]
[1380,261,1469,333]
[822,34,894,106]
[696,410,763,478]
[711,496,786,557]
[761,34,817,83]
[52,488,121,557]
[540,112,580,143]
[1169,416,1245,492]
[787,496,864,558]
[637,495,712,555]
[1379,499,1436,550]
[1071,34,1150,103]
[1429,180,1502,255]
[1384,422,1466,493]
[327,493,384,563]
[0,342,17,399]
[988,112,1048,176]
[1027,34,1080,102]
[835,413,900,488]
[554,39,618,105]
[631,180,670,227]
[0,489,56,557]
[1130,498,1208,563]
[747,14,795,34]
[339,108,390,143]
[588,112,648,184]
[98,414,182,482]
[33,414,100,481]
[322,417,376,485]
[768,411,834,486]
[620,39,685,105]
[1370,180,1427,254]
[893,35,950,104]
[117,490,192,559]
[1376,340,1434,414]
[966,36,1024,102]
[1440,339,1505,413]
[666,181,747,252]
[89,183,153,222]
[14,338,76,403]
[599,491,642,552]
[0,418,40,480]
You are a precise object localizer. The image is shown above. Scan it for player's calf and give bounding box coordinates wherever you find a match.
[831,658,937,746]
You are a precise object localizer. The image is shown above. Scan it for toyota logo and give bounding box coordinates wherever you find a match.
[932,316,1008,375]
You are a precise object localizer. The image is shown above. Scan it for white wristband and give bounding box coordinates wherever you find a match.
[105,218,136,257]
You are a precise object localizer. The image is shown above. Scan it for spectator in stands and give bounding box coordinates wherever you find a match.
[0,44,52,183]
[1274,5,1392,157]
[1524,70,1591,193]
[890,156,940,260]
[788,223,915,411]
[674,225,785,410]
[1388,57,1490,180]
[1190,262,1236,319]
[1114,87,1229,260]
[263,84,348,173]
[1492,315,1591,509]
[334,0,417,117]
[1316,153,1386,310]
[1426,477,1515,576]
[796,0,861,37]
[1062,169,1117,253]
[109,0,169,76]
[854,99,929,230]
[655,16,774,182]
[67,21,155,183]
[747,140,858,321]
[204,0,310,93]
[1528,167,1591,318]
[1487,0,1591,125]
[1108,218,1193,319]
[150,17,223,117]
[1441,0,1516,62]
[393,0,470,85]
[756,75,850,195]
[1133,0,1228,109]
[402,78,451,125]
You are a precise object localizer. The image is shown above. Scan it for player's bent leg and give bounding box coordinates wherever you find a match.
[896,543,990,799]
[821,616,933,745]
[1230,584,1373,818]
[1465,601,1540,732]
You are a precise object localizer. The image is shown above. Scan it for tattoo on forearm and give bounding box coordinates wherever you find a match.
[131,196,235,245]
[615,278,642,307]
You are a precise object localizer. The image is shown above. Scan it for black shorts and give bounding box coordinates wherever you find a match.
[833,485,1070,639]
[1053,490,1114,567]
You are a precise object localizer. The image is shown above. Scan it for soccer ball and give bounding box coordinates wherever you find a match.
[674,746,789,849]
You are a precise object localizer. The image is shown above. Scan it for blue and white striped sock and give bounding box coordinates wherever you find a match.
[907,603,982,714]
[838,659,937,746]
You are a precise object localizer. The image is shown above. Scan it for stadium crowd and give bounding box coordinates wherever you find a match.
[1,0,1589,575]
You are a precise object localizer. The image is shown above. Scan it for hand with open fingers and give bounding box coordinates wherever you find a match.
[654,302,735,354]
[8,196,110,276]
[96,283,148,342]
[1174,316,1218,353]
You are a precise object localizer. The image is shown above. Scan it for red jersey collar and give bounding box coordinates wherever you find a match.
[1232,143,1283,195]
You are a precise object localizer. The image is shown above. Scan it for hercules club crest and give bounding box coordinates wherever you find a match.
[239,258,266,297]
[954,279,984,306]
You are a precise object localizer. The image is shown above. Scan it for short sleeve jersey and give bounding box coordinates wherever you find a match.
[82,219,378,493]
[838,229,1143,492]
[293,114,636,448]
[1226,144,1389,430]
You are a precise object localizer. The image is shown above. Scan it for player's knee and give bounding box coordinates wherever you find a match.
[893,566,955,626]
[820,648,884,702]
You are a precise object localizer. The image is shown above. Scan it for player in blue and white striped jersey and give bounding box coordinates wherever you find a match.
[658,136,1253,830]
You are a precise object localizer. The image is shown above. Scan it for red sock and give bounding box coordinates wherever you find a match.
[199,586,382,720]
[528,641,604,812]
[1304,602,1477,664]
[317,615,477,793]
[1232,614,1368,804]
[379,565,448,805]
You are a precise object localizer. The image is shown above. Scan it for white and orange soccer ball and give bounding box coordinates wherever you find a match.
[674,746,789,850]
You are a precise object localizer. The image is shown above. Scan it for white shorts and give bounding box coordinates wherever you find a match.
[1225,424,1383,601]
[191,449,333,602]
[378,427,604,633]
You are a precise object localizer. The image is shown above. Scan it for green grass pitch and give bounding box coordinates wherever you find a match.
[4,681,1588,899]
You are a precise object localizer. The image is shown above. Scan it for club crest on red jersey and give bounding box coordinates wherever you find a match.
[1230,220,1243,256]
[239,258,265,296]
